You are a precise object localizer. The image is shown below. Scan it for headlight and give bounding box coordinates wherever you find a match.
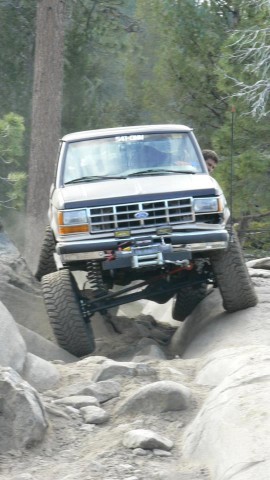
[58,209,89,234]
[62,209,87,225]
[194,198,219,213]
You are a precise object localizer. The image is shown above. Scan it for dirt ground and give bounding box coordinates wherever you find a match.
[0,233,269,480]
[0,320,211,480]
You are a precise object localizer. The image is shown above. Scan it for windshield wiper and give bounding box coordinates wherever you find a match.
[64,175,126,185]
[127,168,196,177]
[65,168,196,184]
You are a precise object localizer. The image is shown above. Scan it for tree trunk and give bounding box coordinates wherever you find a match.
[237,211,270,246]
[24,0,66,273]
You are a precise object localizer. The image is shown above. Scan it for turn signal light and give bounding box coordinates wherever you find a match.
[58,224,89,235]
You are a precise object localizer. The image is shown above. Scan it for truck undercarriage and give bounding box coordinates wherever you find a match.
[79,258,211,317]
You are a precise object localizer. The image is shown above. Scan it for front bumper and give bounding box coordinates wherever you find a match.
[56,229,229,265]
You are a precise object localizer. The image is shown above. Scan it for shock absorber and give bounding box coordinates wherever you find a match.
[86,260,108,295]
[84,260,113,320]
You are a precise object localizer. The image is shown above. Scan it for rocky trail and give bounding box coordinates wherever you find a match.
[0,230,270,480]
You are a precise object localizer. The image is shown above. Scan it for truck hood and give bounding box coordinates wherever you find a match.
[53,174,223,209]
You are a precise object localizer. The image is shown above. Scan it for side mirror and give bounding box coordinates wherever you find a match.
[49,183,55,198]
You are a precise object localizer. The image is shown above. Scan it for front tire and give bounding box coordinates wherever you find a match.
[35,226,56,281]
[172,283,208,322]
[210,230,257,312]
[41,270,95,357]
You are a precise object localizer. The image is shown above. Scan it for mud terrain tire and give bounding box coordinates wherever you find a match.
[210,230,257,312]
[35,226,56,281]
[41,270,95,357]
[172,283,208,322]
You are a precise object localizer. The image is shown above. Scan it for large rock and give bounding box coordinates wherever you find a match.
[195,345,270,387]
[21,353,60,392]
[119,380,191,415]
[123,429,174,451]
[0,301,61,392]
[92,359,156,382]
[246,257,270,269]
[54,379,121,403]
[0,367,48,452]
[0,283,54,340]
[0,301,27,373]
[183,347,270,480]
[80,405,110,424]
[18,324,77,363]
[141,298,179,326]
[169,287,262,358]
[0,232,54,341]
[53,395,100,408]
[132,338,167,362]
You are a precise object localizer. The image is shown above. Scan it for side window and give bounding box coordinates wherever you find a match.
[177,137,202,172]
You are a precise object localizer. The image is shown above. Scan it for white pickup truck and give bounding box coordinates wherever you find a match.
[36,124,257,356]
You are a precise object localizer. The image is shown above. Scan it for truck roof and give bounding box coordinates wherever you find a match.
[61,124,193,142]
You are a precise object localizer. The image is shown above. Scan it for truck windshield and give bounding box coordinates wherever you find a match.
[62,132,203,184]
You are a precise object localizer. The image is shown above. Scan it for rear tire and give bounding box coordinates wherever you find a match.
[210,229,257,312]
[35,226,56,281]
[41,270,95,357]
[172,283,208,322]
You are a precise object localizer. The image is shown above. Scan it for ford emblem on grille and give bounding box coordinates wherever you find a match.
[134,211,149,219]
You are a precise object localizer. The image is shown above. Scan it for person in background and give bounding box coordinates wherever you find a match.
[202,149,219,174]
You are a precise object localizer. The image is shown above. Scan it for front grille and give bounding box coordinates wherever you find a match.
[89,197,194,233]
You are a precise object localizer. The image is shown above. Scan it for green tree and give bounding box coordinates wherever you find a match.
[0,113,26,212]
[0,1,35,122]
[119,0,233,145]
[219,0,270,118]
[212,104,270,249]
[213,1,270,251]
[63,0,135,133]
